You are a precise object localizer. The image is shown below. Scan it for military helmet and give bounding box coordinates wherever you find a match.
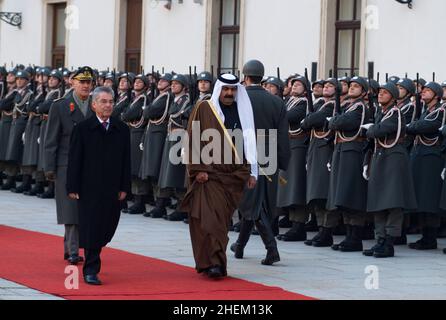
[242,59,265,78]
[105,72,116,82]
[441,80,446,88]
[379,82,399,100]
[134,74,148,86]
[423,82,443,100]
[40,67,51,77]
[15,70,31,81]
[171,74,188,87]
[388,76,400,85]
[197,71,213,84]
[396,78,416,96]
[338,76,351,84]
[159,73,173,82]
[324,78,342,92]
[349,76,369,92]
[312,79,325,88]
[118,72,135,85]
[291,76,310,91]
[49,69,63,81]
[98,71,107,79]
[25,66,35,77]
[265,77,285,90]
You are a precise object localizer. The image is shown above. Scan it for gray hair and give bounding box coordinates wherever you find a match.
[92,86,115,102]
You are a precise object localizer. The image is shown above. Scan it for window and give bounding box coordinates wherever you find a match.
[125,0,142,73]
[218,0,240,75]
[52,3,66,68]
[335,0,361,77]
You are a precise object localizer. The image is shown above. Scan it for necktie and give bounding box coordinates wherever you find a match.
[102,121,108,131]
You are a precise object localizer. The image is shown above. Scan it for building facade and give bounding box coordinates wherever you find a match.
[0,0,444,81]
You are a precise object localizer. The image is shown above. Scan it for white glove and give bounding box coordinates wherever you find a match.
[300,119,305,125]
[305,164,308,171]
[326,117,333,122]
[361,124,374,131]
[363,165,369,181]
[139,143,144,151]
[439,126,445,133]
[442,168,446,181]
[327,162,331,172]
[37,137,40,145]
[22,133,25,143]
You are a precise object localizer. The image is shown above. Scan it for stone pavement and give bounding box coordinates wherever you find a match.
[1,190,446,300]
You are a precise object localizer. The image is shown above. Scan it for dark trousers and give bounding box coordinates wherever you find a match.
[83,248,102,276]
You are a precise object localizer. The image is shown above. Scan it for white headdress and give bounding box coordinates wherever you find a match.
[210,74,258,178]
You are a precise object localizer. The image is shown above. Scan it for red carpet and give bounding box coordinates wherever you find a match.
[0,225,314,300]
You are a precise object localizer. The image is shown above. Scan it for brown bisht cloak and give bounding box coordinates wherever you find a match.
[180,100,250,275]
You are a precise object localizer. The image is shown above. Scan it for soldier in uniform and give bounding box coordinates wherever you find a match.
[406,82,445,250]
[231,60,290,266]
[0,68,18,189]
[299,78,338,245]
[139,74,173,217]
[362,82,417,258]
[157,74,192,221]
[36,69,63,199]
[0,67,7,100]
[325,77,369,252]
[312,79,325,106]
[276,76,310,242]
[112,72,134,118]
[4,70,34,193]
[195,71,214,103]
[338,76,351,104]
[121,74,150,215]
[44,66,94,264]
[22,67,51,196]
[265,77,284,98]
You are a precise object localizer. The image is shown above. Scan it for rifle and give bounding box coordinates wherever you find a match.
[415,73,422,120]
[150,65,156,101]
[334,67,341,115]
[304,68,314,113]
[433,72,436,82]
[211,65,215,81]
[277,67,281,80]
[189,66,197,104]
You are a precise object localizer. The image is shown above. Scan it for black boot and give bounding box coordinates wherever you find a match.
[255,220,280,265]
[312,227,333,247]
[165,203,187,221]
[145,198,167,218]
[332,224,352,251]
[233,221,241,232]
[38,182,55,199]
[277,222,307,242]
[374,235,395,258]
[304,227,322,246]
[127,195,146,215]
[408,227,438,250]
[339,225,363,252]
[393,229,407,245]
[11,175,32,193]
[1,176,16,190]
[362,223,375,240]
[278,214,292,228]
[230,220,254,259]
[24,182,45,196]
[363,237,385,257]
[304,214,319,232]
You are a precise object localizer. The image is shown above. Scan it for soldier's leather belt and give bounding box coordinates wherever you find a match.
[336,136,366,144]
[41,114,49,121]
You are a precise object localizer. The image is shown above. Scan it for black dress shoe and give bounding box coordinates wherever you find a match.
[64,253,69,260]
[230,242,244,259]
[84,274,102,285]
[207,266,224,279]
[67,254,84,265]
[167,211,187,221]
[183,217,189,224]
[261,247,280,266]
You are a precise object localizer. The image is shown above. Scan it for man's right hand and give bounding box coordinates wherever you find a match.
[196,172,209,184]
[45,171,56,182]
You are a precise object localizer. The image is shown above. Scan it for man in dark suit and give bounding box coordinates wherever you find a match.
[44,66,94,265]
[67,86,131,285]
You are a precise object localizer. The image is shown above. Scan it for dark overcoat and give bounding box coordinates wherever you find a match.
[66,115,131,249]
